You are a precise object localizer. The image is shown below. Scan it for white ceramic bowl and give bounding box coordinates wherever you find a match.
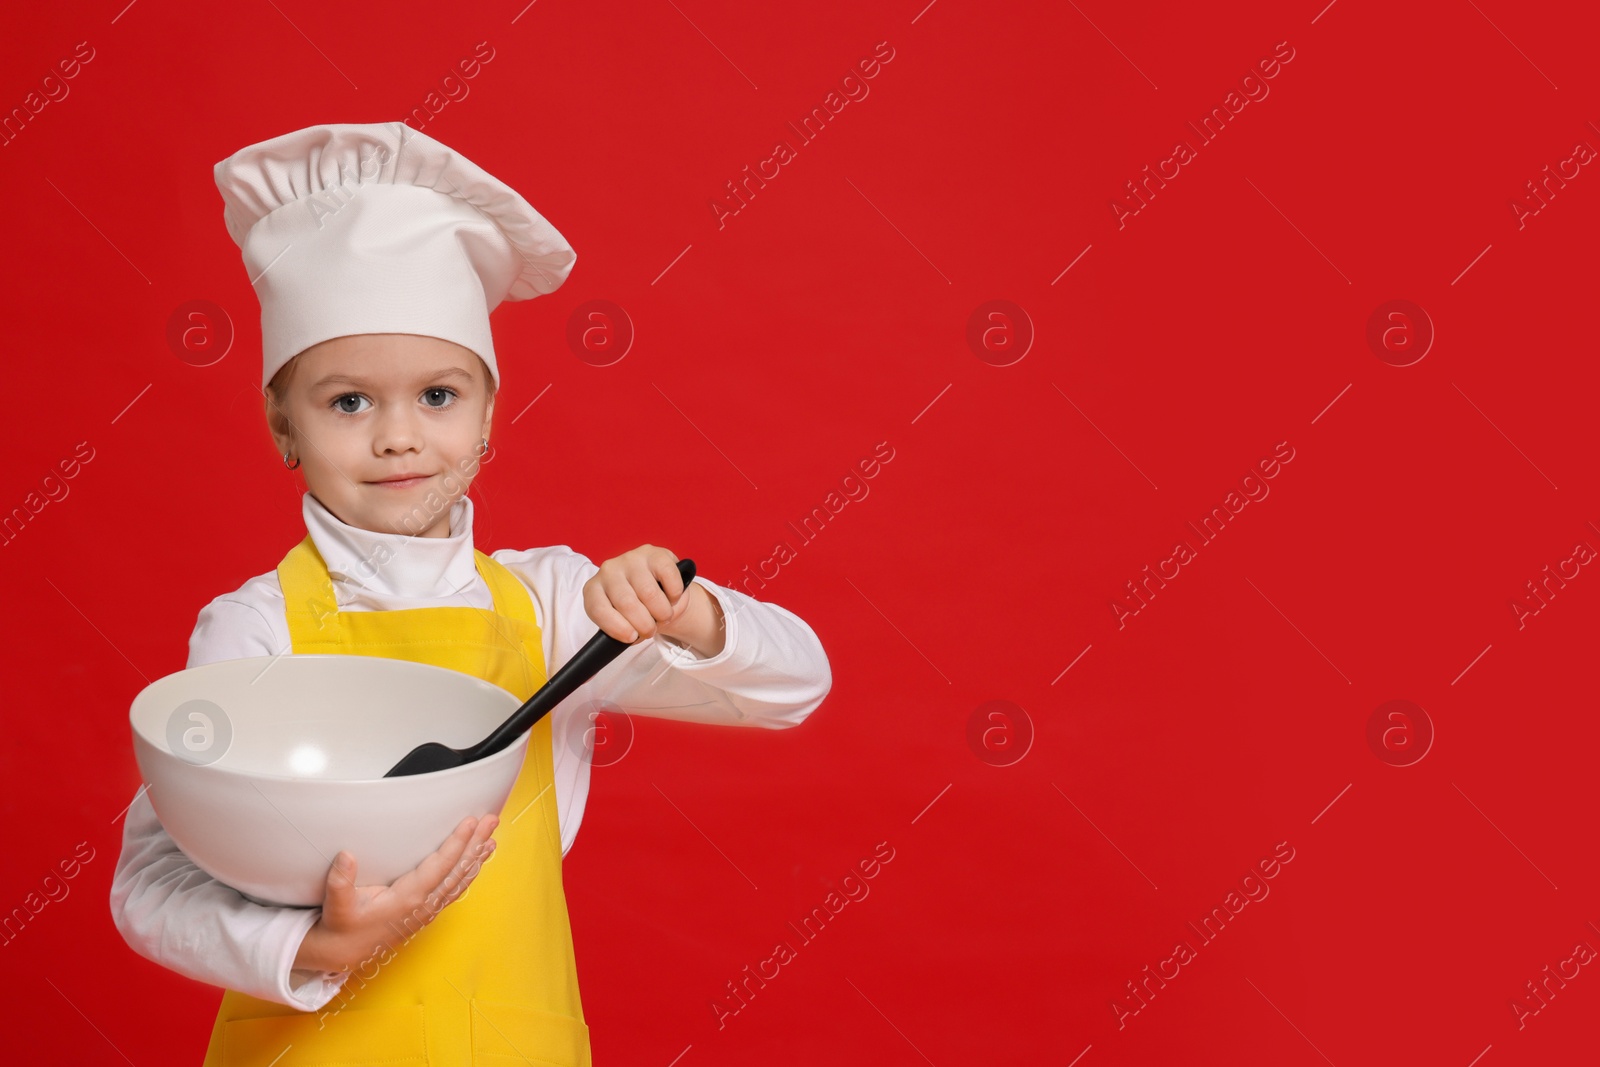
[129,654,527,907]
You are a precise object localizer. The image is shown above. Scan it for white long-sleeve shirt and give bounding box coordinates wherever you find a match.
[109,492,831,1012]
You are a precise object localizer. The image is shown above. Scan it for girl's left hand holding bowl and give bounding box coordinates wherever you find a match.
[293,814,500,973]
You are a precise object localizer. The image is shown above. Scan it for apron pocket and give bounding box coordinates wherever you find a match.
[221,1004,427,1066]
[469,998,591,1067]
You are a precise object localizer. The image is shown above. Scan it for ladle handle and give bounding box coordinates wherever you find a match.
[467,558,696,761]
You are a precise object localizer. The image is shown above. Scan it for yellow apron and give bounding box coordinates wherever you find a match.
[200,535,591,1066]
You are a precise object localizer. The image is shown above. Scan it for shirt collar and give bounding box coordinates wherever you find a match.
[302,491,480,599]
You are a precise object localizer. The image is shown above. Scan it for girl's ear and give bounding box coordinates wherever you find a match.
[263,387,295,457]
[262,355,303,457]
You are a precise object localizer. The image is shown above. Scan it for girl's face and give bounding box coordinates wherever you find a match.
[266,333,495,538]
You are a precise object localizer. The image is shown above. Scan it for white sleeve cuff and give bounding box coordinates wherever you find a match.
[275,907,352,1012]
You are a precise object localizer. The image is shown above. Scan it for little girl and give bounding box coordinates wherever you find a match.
[108,121,832,1066]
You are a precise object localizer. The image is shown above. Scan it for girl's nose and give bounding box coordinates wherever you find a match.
[373,409,423,453]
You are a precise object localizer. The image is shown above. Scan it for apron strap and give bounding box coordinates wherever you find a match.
[472,549,549,688]
[473,549,539,624]
[278,535,337,648]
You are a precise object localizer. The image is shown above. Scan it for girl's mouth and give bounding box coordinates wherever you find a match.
[368,474,433,489]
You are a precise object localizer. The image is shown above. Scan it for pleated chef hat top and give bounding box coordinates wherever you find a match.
[213,121,576,390]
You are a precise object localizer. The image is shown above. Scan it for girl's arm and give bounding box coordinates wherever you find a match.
[108,592,351,1011]
[494,546,834,728]
[109,784,349,1009]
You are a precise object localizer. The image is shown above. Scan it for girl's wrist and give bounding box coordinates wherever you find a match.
[293,919,334,972]
[658,583,726,658]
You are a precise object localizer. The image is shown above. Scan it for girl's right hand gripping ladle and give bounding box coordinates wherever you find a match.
[384,558,695,778]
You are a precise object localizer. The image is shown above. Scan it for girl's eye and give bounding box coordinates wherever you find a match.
[328,389,456,413]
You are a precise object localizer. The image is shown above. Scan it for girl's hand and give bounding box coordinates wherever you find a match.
[293,814,499,974]
[583,545,692,644]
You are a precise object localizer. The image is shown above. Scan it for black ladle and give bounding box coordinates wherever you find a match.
[384,558,695,777]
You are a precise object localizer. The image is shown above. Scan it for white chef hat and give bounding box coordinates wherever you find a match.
[213,121,576,390]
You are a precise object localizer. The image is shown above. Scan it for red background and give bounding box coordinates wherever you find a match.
[3,1,1599,1063]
